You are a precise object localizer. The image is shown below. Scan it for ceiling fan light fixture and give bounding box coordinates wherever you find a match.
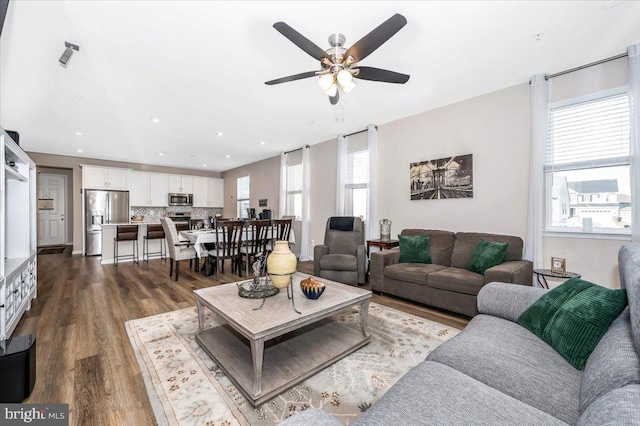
[342,80,356,94]
[324,83,338,97]
[318,74,334,91]
[337,69,353,87]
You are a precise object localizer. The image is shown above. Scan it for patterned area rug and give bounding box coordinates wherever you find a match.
[125,302,460,425]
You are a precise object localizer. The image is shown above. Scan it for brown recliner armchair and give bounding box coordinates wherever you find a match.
[313,216,366,286]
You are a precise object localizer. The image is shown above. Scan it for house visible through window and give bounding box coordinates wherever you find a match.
[237,175,250,218]
[546,89,631,233]
[286,163,302,220]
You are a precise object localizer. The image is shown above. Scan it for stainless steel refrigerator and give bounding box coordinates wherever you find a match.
[85,190,130,255]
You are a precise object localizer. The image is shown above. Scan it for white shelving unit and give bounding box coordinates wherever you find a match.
[1,129,37,340]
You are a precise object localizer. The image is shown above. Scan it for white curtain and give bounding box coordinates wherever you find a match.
[367,124,379,240]
[524,74,550,272]
[300,146,311,260]
[629,43,640,243]
[278,152,287,218]
[336,134,347,215]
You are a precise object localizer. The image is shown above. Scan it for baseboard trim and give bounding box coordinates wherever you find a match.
[72,250,83,255]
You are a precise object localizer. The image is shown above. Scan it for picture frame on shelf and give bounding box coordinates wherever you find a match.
[551,257,566,275]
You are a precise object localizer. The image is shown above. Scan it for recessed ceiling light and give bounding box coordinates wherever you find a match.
[534,33,543,41]
[152,118,160,123]
[77,149,83,153]
[225,154,231,158]
[202,164,207,167]
[159,152,165,156]
[75,131,83,136]
[217,131,223,137]
[259,141,266,145]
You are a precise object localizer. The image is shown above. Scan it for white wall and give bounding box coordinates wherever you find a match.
[377,83,531,238]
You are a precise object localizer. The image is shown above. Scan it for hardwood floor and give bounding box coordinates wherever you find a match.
[15,249,468,425]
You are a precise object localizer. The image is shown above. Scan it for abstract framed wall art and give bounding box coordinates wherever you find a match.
[410,154,473,200]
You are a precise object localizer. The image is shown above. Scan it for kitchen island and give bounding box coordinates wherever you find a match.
[100,222,165,264]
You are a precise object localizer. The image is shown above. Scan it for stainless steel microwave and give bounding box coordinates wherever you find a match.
[168,193,193,206]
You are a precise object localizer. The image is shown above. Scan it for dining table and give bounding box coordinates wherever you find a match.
[179,226,296,259]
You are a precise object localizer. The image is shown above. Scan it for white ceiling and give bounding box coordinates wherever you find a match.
[1,1,639,172]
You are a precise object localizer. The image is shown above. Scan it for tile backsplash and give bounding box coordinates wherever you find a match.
[130,206,223,223]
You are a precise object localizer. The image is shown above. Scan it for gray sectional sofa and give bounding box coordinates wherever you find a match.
[370,229,533,317]
[281,243,640,425]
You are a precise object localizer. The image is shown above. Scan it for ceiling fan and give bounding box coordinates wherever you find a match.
[265,13,410,105]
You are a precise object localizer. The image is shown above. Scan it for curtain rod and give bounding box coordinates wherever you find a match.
[284,144,310,155]
[530,51,628,84]
[546,52,628,80]
[343,125,377,138]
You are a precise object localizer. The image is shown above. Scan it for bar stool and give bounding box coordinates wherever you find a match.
[114,225,139,266]
[143,224,165,262]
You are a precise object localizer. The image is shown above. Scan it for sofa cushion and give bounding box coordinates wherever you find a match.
[518,277,628,370]
[580,308,640,413]
[319,254,357,271]
[400,229,455,266]
[427,268,485,295]
[467,239,508,274]
[384,263,447,286]
[577,384,640,426]
[427,314,582,424]
[450,232,523,269]
[398,234,432,264]
[352,361,567,426]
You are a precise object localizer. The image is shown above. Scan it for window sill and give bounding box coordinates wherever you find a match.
[543,230,632,241]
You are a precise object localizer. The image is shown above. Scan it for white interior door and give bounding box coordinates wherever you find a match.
[37,174,66,246]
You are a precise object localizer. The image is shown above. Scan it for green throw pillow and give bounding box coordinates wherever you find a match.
[398,234,432,264]
[518,277,627,370]
[467,239,508,274]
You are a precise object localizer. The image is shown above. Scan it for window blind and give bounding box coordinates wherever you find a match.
[237,176,250,199]
[287,163,302,192]
[546,93,630,167]
[347,150,369,185]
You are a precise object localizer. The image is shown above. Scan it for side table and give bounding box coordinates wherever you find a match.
[533,269,581,290]
[366,239,400,257]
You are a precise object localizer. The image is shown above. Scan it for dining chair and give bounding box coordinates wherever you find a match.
[240,219,271,276]
[270,218,293,251]
[160,217,197,281]
[208,220,244,280]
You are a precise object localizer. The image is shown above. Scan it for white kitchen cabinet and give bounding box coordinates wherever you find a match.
[1,129,37,340]
[82,166,128,190]
[149,173,169,206]
[192,177,208,207]
[207,178,224,207]
[129,171,168,206]
[168,175,193,194]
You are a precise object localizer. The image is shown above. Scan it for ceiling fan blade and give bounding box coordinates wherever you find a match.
[265,71,318,85]
[329,91,339,105]
[344,14,407,63]
[273,22,330,61]
[355,66,410,84]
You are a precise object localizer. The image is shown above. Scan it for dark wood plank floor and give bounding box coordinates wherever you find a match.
[15,248,468,425]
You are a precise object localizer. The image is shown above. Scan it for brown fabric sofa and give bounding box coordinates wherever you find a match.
[370,229,533,317]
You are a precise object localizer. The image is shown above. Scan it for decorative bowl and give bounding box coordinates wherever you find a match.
[300,276,326,300]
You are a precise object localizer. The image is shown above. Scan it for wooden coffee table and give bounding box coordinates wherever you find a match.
[194,272,372,406]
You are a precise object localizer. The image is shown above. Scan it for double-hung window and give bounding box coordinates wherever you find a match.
[345,147,369,221]
[286,163,302,220]
[237,176,250,218]
[545,88,631,234]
